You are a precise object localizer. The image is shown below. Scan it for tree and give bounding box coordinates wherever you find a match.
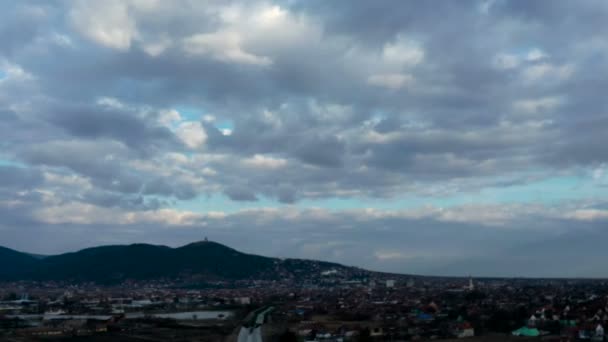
[279,329,298,342]
[358,327,372,342]
[3,292,17,301]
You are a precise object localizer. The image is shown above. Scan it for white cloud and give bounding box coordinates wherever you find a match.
[70,0,138,50]
[493,48,547,70]
[592,165,606,182]
[0,60,34,81]
[183,31,272,66]
[127,208,204,225]
[43,172,92,190]
[523,63,574,82]
[202,115,216,123]
[349,204,560,227]
[526,48,547,61]
[142,36,172,57]
[49,33,74,48]
[381,36,425,68]
[479,0,497,14]
[363,36,423,90]
[127,0,162,11]
[493,53,521,69]
[218,3,322,55]
[176,121,207,149]
[96,96,126,109]
[242,154,288,169]
[362,130,403,144]
[513,96,563,114]
[201,167,217,176]
[374,251,407,260]
[164,152,189,165]
[158,109,182,127]
[368,73,414,90]
[564,209,608,221]
[34,201,205,226]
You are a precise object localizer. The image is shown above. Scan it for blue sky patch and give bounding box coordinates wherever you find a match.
[175,106,202,121]
[0,159,27,168]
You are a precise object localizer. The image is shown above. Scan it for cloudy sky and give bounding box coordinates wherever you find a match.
[1,0,608,277]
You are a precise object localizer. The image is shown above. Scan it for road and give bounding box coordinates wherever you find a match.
[236,306,274,342]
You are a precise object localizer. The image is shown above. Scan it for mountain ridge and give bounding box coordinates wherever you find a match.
[0,241,366,283]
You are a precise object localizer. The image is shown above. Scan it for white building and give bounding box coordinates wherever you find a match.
[596,324,604,337]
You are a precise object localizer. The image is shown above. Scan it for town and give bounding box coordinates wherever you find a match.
[2,272,608,341]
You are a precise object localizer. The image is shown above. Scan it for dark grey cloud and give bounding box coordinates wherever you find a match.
[0,2,49,56]
[224,186,258,202]
[276,185,297,204]
[45,103,179,153]
[0,165,42,190]
[293,134,345,168]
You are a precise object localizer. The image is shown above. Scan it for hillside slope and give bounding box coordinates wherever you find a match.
[0,246,38,279]
[0,241,361,283]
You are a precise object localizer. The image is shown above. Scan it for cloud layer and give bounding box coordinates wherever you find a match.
[1,0,608,276]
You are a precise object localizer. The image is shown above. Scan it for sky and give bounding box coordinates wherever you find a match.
[1,0,608,277]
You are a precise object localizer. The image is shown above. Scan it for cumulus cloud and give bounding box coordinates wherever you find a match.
[70,0,138,50]
[176,121,207,149]
[368,73,414,90]
[183,31,272,66]
[242,154,288,169]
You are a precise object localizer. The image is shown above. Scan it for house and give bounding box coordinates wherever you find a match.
[512,326,540,337]
[452,322,475,338]
[592,324,605,341]
[596,324,604,337]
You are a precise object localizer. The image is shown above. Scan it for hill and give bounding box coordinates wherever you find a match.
[0,241,362,283]
[0,246,39,279]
